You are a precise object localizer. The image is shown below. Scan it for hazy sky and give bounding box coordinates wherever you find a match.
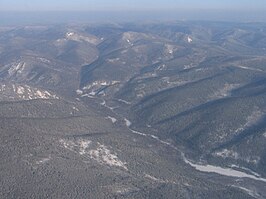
[1,0,265,11]
[1,0,266,25]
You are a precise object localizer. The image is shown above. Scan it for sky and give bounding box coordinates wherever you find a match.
[0,0,266,24]
[1,0,265,11]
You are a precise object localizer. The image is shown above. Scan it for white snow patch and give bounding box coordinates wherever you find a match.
[107,116,117,123]
[88,144,128,170]
[117,98,131,105]
[144,174,170,183]
[107,58,120,63]
[72,106,79,111]
[128,127,177,150]
[232,186,261,199]
[161,76,190,88]
[36,90,44,97]
[76,89,83,95]
[79,140,92,155]
[210,83,240,99]
[38,57,50,63]
[245,109,264,128]
[234,65,263,72]
[8,62,26,76]
[215,149,239,159]
[60,139,127,170]
[89,91,96,96]
[36,156,51,165]
[130,129,147,137]
[182,153,266,183]
[66,32,99,45]
[126,39,133,46]
[183,64,194,70]
[66,32,74,37]
[195,68,209,72]
[98,91,106,96]
[81,94,95,98]
[124,118,132,127]
[165,45,174,54]
[230,165,261,177]
[59,139,76,152]
[150,135,159,139]
[157,64,166,71]
[17,86,25,95]
[144,172,177,184]
[0,84,58,100]
[122,116,178,150]
[122,32,137,46]
[0,84,6,92]
[100,100,106,106]
[187,36,193,43]
[54,38,67,45]
[12,84,16,92]
[214,148,260,164]
[157,139,177,149]
[111,185,139,195]
[234,109,265,135]
[82,80,119,96]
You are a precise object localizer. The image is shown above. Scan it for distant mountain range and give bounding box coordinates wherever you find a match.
[0,21,266,199]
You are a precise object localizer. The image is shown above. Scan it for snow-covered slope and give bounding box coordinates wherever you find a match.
[0,83,59,101]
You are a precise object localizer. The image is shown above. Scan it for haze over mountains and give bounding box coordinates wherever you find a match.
[1,10,266,26]
[1,21,266,198]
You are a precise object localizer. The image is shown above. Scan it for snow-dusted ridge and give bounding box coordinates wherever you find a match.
[81,80,120,97]
[65,31,100,45]
[7,62,26,75]
[210,83,240,99]
[0,84,59,101]
[214,148,260,164]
